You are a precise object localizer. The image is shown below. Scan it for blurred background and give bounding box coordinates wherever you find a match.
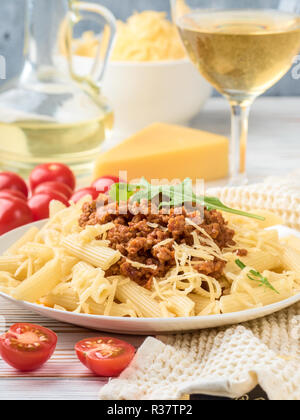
[0,0,299,95]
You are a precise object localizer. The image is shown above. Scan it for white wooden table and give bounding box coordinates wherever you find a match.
[0,96,299,400]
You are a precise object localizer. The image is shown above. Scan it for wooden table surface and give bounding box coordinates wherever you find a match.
[0,96,299,400]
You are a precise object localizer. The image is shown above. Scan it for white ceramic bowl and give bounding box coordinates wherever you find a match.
[73,56,212,136]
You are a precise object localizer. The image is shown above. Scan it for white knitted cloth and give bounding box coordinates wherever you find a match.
[208,171,300,231]
[99,303,300,400]
[99,176,300,401]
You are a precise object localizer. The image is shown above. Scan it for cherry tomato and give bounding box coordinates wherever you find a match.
[0,172,28,198]
[0,189,27,202]
[92,176,120,194]
[70,188,99,204]
[28,192,70,221]
[0,323,57,372]
[75,337,135,377]
[29,163,76,192]
[0,197,33,235]
[33,182,73,200]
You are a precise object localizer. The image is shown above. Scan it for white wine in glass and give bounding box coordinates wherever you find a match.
[171,1,300,185]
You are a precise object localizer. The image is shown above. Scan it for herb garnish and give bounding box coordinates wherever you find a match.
[235,259,279,294]
[109,178,265,221]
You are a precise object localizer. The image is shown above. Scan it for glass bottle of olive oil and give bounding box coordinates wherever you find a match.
[0,0,116,176]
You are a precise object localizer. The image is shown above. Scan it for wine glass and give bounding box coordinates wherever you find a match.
[171,0,300,185]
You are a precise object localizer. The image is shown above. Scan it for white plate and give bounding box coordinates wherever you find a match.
[0,221,299,335]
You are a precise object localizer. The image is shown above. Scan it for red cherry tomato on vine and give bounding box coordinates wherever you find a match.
[92,176,120,194]
[70,188,99,203]
[0,172,28,198]
[0,189,27,202]
[33,182,73,200]
[29,163,76,192]
[75,337,135,377]
[0,323,57,372]
[0,197,33,235]
[28,192,69,221]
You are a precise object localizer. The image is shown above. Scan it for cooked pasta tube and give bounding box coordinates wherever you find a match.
[14,259,32,281]
[62,235,121,270]
[165,295,195,317]
[42,287,79,311]
[0,256,24,274]
[78,224,115,243]
[0,272,21,294]
[224,250,281,276]
[19,243,55,262]
[42,287,136,317]
[282,246,300,272]
[189,294,212,314]
[88,300,137,317]
[49,200,68,218]
[220,280,293,313]
[282,236,300,251]
[4,227,39,256]
[116,279,162,318]
[246,210,284,228]
[220,294,258,313]
[72,262,112,304]
[12,258,63,302]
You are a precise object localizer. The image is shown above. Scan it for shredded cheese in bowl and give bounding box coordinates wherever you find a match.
[73,11,187,62]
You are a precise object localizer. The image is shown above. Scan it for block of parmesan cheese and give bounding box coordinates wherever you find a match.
[94,123,229,182]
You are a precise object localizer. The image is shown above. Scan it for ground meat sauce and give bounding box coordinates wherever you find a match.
[79,199,241,288]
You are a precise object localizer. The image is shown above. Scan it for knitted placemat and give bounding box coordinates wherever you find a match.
[99,303,300,400]
[208,172,300,230]
[99,177,300,401]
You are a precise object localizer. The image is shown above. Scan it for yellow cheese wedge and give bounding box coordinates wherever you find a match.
[94,123,229,183]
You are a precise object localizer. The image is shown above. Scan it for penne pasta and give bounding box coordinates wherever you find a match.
[19,243,55,262]
[282,246,300,272]
[42,286,136,317]
[189,294,212,314]
[4,227,39,256]
[0,272,21,294]
[165,294,195,317]
[12,258,63,303]
[0,256,24,274]
[220,279,292,314]
[42,287,79,312]
[116,279,162,318]
[62,235,121,270]
[282,235,300,252]
[71,262,112,305]
[224,249,281,276]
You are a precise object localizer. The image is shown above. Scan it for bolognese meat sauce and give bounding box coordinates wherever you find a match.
[79,198,239,288]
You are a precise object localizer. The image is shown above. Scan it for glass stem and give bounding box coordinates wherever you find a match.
[229,102,251,186]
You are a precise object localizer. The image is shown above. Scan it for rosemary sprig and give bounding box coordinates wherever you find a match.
[235,259,279,294]
[109,178,265,221]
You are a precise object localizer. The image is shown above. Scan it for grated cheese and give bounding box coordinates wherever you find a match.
[72,11,187,62]
[125,258,158,271]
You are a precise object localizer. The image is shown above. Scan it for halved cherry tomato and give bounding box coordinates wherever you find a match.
[29,163,76,191]
[33,182,73,200]
[0,189,27,202]
[92,176,120,194]
[0,323,57,372]
[75,337,135,377]
[70,187,99,204]
[28,192,70,221]
[0,197,33,235]
[0,172,28,198]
